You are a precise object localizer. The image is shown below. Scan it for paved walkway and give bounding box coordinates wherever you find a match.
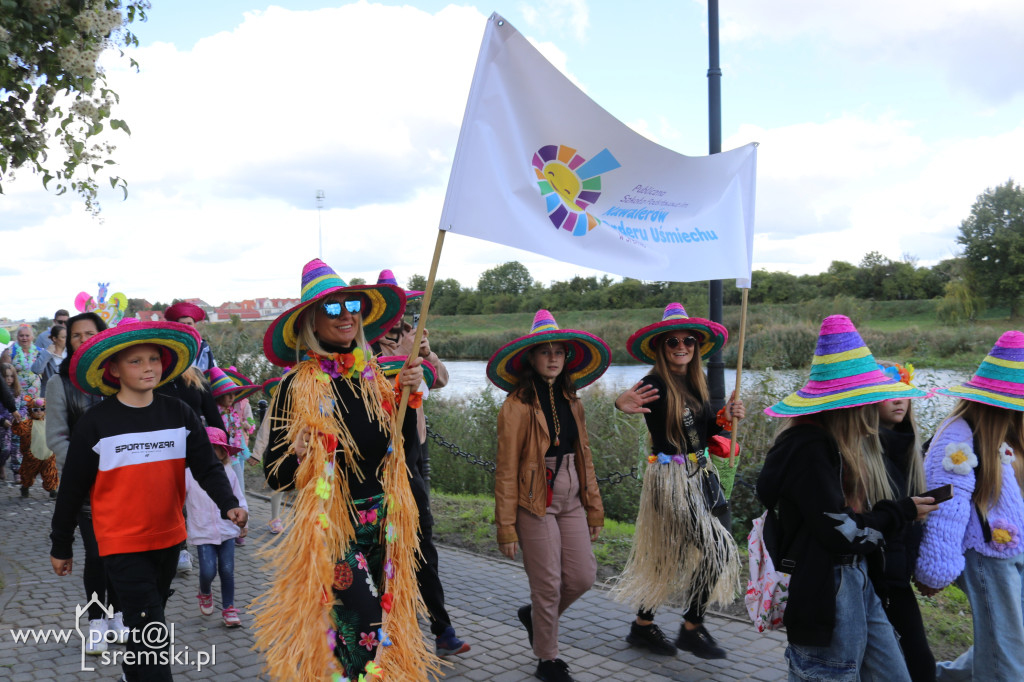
[0,483,789,680]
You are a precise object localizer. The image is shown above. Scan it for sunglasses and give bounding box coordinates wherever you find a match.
[30,407,45,413]
[322,300,362,318]
[664,336,698,349]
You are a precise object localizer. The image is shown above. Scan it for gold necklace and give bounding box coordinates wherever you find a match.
[547,382,561,447]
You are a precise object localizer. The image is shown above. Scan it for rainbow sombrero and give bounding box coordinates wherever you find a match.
[263,259,405,367]
[486,310,611,393]
[262,376,283,399]
[70,320,201,396]
[626,303,727,364]
[376,355,437,389]
[937,331,1024,411]
[765,315,927,417]
[377,269,423,300]
[206,366,261,403]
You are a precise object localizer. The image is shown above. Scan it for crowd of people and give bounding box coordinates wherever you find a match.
[0,257,1018,681]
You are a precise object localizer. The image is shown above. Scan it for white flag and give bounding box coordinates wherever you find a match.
[439,13,757,286]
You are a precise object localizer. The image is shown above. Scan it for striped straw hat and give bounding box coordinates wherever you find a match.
[206,367,261,403]
[765,315,927,417]
[70,320,201,396]
[263,259,405,367]
[937,331,1024,411]
[486,309,611,393]
[626,302,727,364]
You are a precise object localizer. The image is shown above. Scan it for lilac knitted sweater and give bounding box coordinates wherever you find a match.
[916,417,1024,589]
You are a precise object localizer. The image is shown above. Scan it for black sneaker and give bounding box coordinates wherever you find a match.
[20,487,28,498]
[676,624,726,659]
[518,604,534,646]
[625,622,677,656]
[535,658,575,682]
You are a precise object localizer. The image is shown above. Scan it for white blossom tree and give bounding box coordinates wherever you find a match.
[0,0,149,214]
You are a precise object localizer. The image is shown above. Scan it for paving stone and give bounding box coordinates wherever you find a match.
[0,484,790,680]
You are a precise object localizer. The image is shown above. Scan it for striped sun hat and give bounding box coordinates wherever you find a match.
[765,315,927,417]
[206,366,261,403]
[70,320,201,396]
[263,259,405,367]
[937,331,1024,411]
[376,355,437,390]
[377,268,423,300]
[486,309,611,393]
[626,303,727,364]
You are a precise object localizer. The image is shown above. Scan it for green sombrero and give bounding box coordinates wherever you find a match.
[70,319,201,396]
[376,355,437,389]
[263,258,405,367]
[206,366,262,403]
[626,303,727,364]
[486,309,611,393]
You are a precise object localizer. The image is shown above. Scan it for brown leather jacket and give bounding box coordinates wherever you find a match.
[495,391,604,544]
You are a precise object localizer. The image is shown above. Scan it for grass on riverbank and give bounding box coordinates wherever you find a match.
[429,491,973,662]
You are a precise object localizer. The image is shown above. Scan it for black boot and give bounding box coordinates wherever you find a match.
[20,487,29,498]
[535,658,575,682]
[625,621,677,655]
[676,623,726,659]
[518,604,534,646]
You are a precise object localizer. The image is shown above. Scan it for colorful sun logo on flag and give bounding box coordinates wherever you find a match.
[532,145,621,237]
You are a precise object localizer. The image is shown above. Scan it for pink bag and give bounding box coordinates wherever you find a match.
[744,511,791,632]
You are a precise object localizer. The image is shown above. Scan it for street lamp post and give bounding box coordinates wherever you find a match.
[316,190,325,258]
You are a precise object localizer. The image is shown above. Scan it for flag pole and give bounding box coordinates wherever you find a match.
[729,287,749,466]
[396,229,446,426]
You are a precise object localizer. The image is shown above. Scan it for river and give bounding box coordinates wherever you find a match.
[435,361,972,433]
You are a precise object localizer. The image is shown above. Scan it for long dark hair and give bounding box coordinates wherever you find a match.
[510,342,577,405]
[59,312,108,378]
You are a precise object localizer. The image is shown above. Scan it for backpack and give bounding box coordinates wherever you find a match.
[744,508,792,632]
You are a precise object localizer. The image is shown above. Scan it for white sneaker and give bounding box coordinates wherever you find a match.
[108,612,130,644]
[85,618,108,655]
[177,549,192,574]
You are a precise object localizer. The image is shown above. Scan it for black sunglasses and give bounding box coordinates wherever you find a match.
[322,300,362,318]
[664,336,698,349]
[30,407,46,413]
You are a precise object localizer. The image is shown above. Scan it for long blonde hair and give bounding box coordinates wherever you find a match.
[651,333,710,453]
[876,361,925,495]
[937,400,1024,516]
[777,406,892,511]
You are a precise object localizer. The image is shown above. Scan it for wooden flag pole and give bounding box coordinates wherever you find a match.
[396,229,446,426]
[729,287,749,467]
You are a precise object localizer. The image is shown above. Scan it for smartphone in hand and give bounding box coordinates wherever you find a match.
[921,483,953,504]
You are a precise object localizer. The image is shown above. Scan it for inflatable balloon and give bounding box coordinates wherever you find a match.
[74,283,128,325]
[0,328,10,345]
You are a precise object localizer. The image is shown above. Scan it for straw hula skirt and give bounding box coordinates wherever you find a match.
[611,459,740,613]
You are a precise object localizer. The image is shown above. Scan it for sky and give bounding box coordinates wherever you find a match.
[3,0,1024,321]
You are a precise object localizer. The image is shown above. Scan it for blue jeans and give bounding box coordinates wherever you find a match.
[786,559,911,682]
[197,540,235,608]
[936,549,1024,681]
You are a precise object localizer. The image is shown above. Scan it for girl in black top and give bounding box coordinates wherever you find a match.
[613,304,744,660]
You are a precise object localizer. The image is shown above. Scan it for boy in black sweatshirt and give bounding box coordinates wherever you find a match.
[50,321,246,681]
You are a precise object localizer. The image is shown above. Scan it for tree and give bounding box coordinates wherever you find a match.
[477,261,533,296]
[407,274,427,291]
[348,277,366,285]
[0,1,149,215]
[958,179,1024,317]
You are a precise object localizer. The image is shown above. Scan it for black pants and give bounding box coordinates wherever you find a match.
[104,545,179,682]
[883,584,936,682]
[410,468,451,636]
[78,509,121,619]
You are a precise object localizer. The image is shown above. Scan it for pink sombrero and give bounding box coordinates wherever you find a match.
[164,301,207,323]
[377,269,423,300]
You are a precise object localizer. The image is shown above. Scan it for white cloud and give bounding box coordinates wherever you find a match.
[707,0,1024,102]
[518,0,590,42]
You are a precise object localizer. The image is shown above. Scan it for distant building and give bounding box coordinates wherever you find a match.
[210,297,300,322]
